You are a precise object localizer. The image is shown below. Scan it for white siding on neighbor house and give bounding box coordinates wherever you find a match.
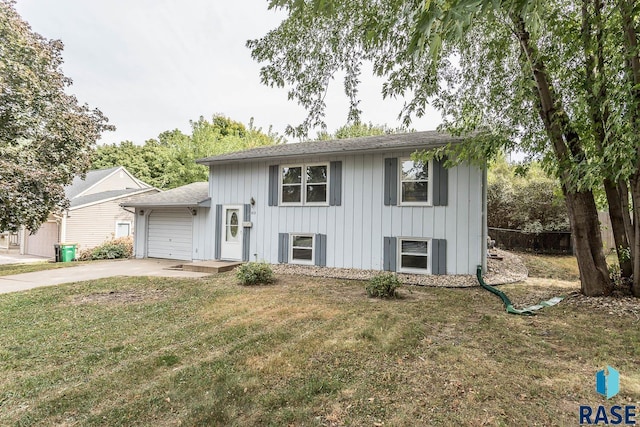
[209,150,484,275]
[147,209,193,261]
[133,207,211,261]
[65,197,138,251]
[82,169,147,197]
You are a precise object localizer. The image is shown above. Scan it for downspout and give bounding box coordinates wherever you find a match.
[476,266,564,315]
[481,163,488,273]
[55,211,67,244]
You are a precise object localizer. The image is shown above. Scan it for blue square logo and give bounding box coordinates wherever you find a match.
[596,366,620,399]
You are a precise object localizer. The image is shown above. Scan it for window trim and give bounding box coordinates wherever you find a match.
[397,237,431,274]
[115,221,132,238]
[398,158,432,206]
[279,162,330,206]
[289,233,315,265]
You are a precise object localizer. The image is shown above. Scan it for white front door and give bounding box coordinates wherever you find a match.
[220,205,242,260]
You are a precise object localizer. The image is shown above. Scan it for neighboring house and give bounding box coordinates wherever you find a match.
[129,131,487,275]
[21,166,158,258]
[121,182,211,261]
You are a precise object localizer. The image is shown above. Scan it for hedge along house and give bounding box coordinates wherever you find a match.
[197,131,488,275]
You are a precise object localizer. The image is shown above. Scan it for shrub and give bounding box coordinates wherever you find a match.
[79,236,134,261]
[236,262,275,286]
[366,273,401,298]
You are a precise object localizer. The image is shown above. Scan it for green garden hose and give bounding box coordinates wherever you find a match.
[476,265,563,316]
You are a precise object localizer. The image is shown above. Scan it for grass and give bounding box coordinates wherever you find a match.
[516,251,619,282]
[0,261,84,277]
[1,271,638,426]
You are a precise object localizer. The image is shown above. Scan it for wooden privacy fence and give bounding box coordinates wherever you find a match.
[597,211,615,252]
[488,227,573,254]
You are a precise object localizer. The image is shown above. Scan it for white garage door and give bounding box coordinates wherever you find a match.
[147,210,193,261]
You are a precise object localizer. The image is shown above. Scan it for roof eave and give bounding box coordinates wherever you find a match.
[195,141,453,166]
[120,201,211,209]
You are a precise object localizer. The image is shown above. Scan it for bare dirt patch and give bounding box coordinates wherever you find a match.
[70,289,169,305]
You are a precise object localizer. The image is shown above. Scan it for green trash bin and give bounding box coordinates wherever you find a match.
[60,244,77,262]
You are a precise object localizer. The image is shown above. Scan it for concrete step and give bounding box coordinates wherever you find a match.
[179,260,243,274]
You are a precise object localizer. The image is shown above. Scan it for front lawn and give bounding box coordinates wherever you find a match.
[0,273,638,426]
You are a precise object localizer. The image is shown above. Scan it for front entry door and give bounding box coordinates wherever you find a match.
[220,205,242,260]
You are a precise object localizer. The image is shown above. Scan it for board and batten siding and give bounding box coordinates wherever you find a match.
[65,198,137,250]
[209,150,484,275]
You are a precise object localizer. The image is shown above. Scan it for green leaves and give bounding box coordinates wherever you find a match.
[92,115,283,190]
[0,1,112,232]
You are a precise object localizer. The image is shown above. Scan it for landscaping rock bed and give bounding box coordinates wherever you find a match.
[271,249,527,288]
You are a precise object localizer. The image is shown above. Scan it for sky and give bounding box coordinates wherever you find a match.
[14,0,443,145]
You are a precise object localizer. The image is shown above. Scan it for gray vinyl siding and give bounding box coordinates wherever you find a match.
[209,150,484,275]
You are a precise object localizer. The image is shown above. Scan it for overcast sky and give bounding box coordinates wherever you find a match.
[14,0,442,145]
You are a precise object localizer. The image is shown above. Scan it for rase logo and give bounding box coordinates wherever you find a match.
[596,366,620,399]
[579,366,637,425]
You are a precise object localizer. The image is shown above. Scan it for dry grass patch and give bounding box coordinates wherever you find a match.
[0,273,638,426]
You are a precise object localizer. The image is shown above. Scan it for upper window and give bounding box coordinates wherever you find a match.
[398,238,430,274]
[400,159,430,205]
[281,163,328,205]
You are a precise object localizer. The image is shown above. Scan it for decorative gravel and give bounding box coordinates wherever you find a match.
[271,249,527,288]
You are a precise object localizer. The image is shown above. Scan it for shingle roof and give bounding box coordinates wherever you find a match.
[196,131,461,165]
[69,188,156,209]
[121,182,210,208]
[64,166,121,199]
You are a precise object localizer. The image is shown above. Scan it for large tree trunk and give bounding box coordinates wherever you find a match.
[513,14,611,296]
[604,182,633,277]
[618,179,635,262]
[631,176,640,296]
[581,0,633,278]
[565,186,613,295]
[618,0,640,296]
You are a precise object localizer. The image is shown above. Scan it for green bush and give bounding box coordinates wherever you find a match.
[78,236,134,261]
[366,273,401,298]
[235,262,275,286]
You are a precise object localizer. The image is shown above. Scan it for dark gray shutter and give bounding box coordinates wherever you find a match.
[329,161,342,206]
[384,158,398,206]
[314,234,327,266]
[242,204,251,262]
[383,236,397,271]
[268,165,279,206]
[432,157,448,206]
[432,239,447,275]
[214,204,222,260]
[278,233,289,263]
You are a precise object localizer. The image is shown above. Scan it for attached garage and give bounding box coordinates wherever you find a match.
[147,209,193,260]
[122,182,212,262]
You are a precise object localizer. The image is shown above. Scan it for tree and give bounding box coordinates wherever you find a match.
[248,0,640,296]
[488,155,569,233]
[92,115,283,189]
[0,1,112,233]
[316,122,402,140]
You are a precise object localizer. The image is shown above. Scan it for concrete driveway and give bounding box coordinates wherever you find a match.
[0,253,49,265]
[0,259,211,295]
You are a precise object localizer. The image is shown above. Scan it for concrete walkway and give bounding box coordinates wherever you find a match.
[0,259,211,295]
